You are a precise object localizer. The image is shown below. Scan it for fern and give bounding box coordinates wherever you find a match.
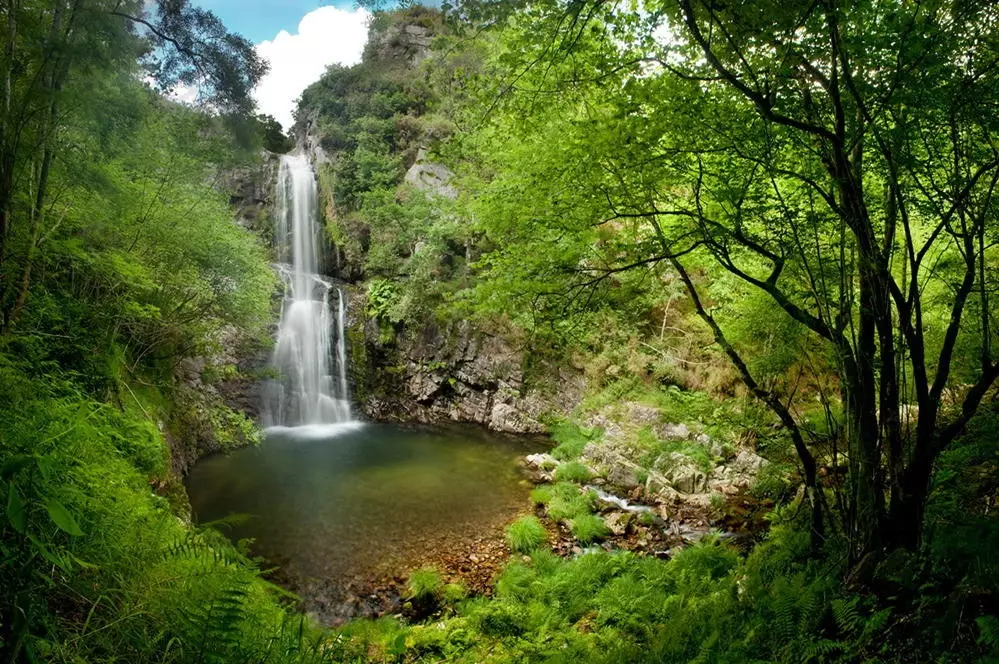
[800,638,843,662]
[165,530,248,569]
[182,580,251,664]
[831,597,863,637]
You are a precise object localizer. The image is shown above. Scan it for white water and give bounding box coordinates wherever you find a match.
[585,485,654,514]
[262,154,353,427]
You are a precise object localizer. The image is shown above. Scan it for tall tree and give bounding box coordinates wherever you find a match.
[0,0,266,332]
[458,0,999,561]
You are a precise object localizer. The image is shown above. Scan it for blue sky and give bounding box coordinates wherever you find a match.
[189,1,374,129]
[194,1,360,43]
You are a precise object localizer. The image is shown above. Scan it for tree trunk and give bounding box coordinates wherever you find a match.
[887,453,933,550]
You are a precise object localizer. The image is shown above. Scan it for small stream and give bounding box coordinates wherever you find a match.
[187,422,544,618]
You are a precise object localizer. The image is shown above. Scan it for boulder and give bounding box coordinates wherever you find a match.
[655,452,709,494]
[624,402,661,426]
[603,511,634,536]
[729,449,769,475]
[658,422,691,440]
[404,149,457,199]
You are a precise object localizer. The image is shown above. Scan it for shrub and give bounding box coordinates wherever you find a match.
[571,514,611,543]
[506,516,547,553]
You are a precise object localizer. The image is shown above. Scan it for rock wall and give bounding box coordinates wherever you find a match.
[344,287,583,433]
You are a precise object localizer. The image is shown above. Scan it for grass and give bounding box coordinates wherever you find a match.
[407,568,444,601]
[544,482,596,521]
[570,514,611,543]
[549,420,602,461]
[530,484,553,505]
[506,516,547,553]
[554,460,593,483]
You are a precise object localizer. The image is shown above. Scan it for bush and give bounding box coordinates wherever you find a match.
[571,514,611,543]
[506,516,547,553]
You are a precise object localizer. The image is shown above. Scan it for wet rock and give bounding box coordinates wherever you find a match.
[603,511,633,536]
[525,453,558,471]
[490,402,543,434]
[646,474,681,503]
[359,316,572,433]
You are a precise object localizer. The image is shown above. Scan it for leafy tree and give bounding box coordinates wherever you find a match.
[0,0,266,334]
[256,113,294,154]
[452,0,999,562]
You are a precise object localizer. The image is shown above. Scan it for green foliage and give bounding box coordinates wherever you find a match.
[345,531,903,663]
[408,567,444,602]
[256,114,294,154]
[542,482,596,522]
[505,515,547,553]
[750,462,796,503]
[0,362,346,663]
[570,514,610,544]
[549,420,601,461]
[553,460,593,483]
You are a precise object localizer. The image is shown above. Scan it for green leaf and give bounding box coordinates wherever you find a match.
[44,498,83,537]
[27,534,70,571]
[389,632,407,655]
[7,484,26,533]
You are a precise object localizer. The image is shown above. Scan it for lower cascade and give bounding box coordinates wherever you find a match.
[262,154,353,428]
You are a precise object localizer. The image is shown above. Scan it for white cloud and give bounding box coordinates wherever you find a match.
[254,6,371,131]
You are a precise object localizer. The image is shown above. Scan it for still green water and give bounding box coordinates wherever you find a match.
[187,423,543,583]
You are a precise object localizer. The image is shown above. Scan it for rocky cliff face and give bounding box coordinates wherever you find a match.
[343,288,582,433]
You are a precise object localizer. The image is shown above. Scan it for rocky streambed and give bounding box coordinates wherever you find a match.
[187,401,780,626]
[186,422,546,624]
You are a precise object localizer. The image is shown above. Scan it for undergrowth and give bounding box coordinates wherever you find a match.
[0,360,354,663]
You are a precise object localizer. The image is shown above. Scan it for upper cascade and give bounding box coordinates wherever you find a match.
[262,154,352,428]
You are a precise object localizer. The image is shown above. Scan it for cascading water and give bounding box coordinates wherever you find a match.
[262,154,353,428]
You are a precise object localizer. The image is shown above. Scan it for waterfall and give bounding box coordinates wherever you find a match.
[262,154,353,428]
